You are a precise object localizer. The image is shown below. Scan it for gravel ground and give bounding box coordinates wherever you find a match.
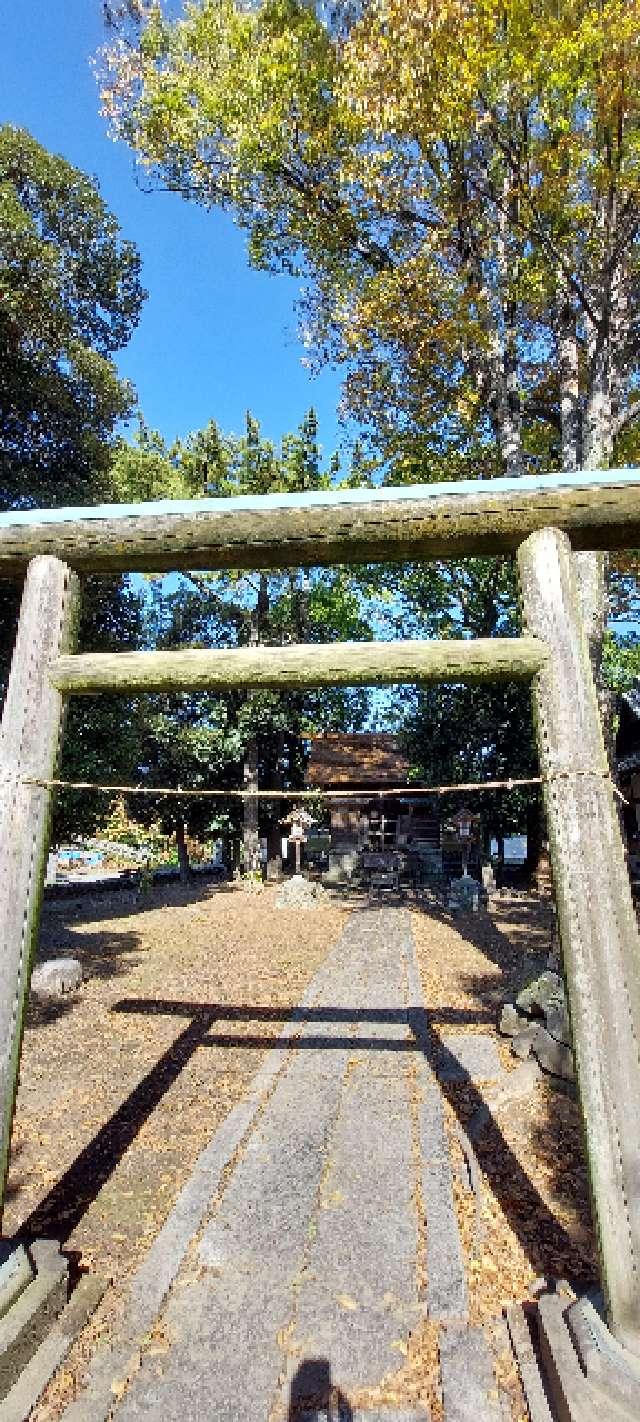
[411,891,598,1327]
[5,881,349,1282]
[3,884,598,1422]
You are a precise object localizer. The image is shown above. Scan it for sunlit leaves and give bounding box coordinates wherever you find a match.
[101,3,640,474]
[0,124,145,505]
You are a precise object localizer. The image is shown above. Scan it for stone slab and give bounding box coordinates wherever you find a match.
[289,1060,418,1390]
[417,1070,468,1322]
[0,1273,106,1422]
[0,1243,34,1321]
[437,1035,502,1082]
[536,1292,638,1422]
[439,1323,504,1422]
[400,922,469,1323]
[0,1246,68,1400]
[566,1293,640,1411]
[116,1016,351,1419]
[505,1304,554,1422]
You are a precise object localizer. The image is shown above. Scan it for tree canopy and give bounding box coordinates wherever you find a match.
[64,409,378,867]
[101,0,640,477]
[0,123,145,505]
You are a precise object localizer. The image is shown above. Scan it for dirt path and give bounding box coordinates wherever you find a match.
[52,909,514,1422]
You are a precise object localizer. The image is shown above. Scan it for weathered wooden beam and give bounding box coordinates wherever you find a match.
[0,557,80,1213]
[518,527,640,1356]
[0,469,639,575]
[48,637,548,695]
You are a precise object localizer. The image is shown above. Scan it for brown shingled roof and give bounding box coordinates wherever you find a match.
[305,733,412,788]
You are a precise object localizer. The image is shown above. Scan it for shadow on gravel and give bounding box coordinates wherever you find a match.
[25,924,141,1029]
[407,1005,595,1290]
[288,1358,352,1420]
[408,896,596,1290]
[114,997,495,1028]
[17,1010,214,1244]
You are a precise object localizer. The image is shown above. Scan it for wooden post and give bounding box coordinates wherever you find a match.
[0,556,79,1212]
[518,527,640,1354]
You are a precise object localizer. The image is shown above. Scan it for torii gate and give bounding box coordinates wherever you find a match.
[1,468,640,1391]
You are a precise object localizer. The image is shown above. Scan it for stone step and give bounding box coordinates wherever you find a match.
[0,1272,106,1422]
[0,1240,68,1400]
[0,1244,34,1321]
[505,1304,553,1422]
[535,1291,639,1422]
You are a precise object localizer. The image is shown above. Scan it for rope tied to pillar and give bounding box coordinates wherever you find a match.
[19,772,629,804]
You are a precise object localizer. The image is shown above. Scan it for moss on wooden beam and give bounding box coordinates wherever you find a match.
[49,636,548,696]
[0,469,640,575]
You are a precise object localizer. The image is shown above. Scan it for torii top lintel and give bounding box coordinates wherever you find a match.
[1,466,639,576]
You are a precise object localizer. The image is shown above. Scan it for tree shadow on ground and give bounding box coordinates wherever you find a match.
[26,922,142,1028]
[29,877,224,1029]
[287,1358,352,1420]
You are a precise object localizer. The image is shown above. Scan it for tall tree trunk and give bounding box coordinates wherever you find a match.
[175,819,190,884]
[583,312,612,470]
[242,737,260,876]
[493,172,524,477]
[578,294,612,731]
[242,573,269,876]
[265,727,285,881]
[556,273,580,471]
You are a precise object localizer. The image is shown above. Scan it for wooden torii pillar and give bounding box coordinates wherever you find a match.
[519,528,640,1354]
[0,556,79,1205]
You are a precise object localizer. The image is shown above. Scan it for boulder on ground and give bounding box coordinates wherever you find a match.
[501,969,574,1080]
[275,875,327,909]
[31,958,83,999]
[511,1023,539,1060]
[516,969,564,1018]
[531,1023,575,1080]
[544,1001,571,1047]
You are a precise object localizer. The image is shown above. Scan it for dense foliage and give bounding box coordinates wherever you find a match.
[101,0,640,479]
[0,124,149,843]
[102,410,378,870]
[0,124,144,504]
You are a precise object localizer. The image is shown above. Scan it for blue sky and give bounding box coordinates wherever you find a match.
[1,0,346,458]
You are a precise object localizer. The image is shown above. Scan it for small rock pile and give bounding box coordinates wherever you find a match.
[499,970,574,1081]
[274,874,328,909]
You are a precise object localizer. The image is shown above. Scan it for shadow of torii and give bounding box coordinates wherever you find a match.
[18,994,594,1291]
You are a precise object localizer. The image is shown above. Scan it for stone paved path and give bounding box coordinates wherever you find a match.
[62,908,506,1422]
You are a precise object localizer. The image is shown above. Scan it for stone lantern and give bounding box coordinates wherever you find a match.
[447,806,481,908]
[281,805,316,875]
